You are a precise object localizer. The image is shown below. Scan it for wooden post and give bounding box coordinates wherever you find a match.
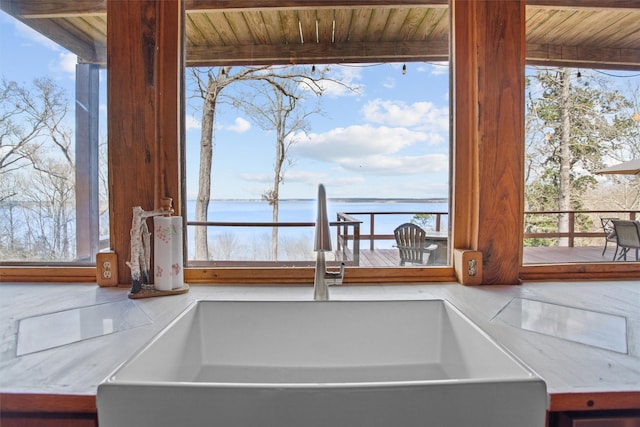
[107,0,183,285]
[451,0,525,285]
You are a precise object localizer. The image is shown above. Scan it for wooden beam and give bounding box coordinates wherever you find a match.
[187,39,449,66]
[452,0,526,285]
[107,0,183,285]
[527,43,640,71]
[527,0,640,10]
[450,0,479,252]
[188,39,639,69]
[4,17,102,63]
[186,0,448,12]
[0,0,104,18]
[155,0,184,213]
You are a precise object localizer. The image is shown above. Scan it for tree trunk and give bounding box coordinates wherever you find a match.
[271,190,279,261]
[194,78,218,260]
[271,114,285,261]
[558,68,572,246]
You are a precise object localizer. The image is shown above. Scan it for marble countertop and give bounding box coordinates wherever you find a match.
[1,280,639,410]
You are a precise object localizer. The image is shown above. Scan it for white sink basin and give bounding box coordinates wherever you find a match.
[98,300,547,427]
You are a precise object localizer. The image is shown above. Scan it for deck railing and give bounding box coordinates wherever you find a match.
[186,219,362,264]
[336,211,448,251]
[524,210,639,246]
[185,209,639,265]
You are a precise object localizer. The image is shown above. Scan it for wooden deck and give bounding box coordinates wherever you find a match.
[346,245,629,267]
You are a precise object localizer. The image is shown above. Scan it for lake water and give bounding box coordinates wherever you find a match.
[185,199,449,260]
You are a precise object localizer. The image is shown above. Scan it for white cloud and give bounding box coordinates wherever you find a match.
[284,170,328,183]
[52,52,77,77]
[430,62,449,76]
[362,99,448,132]
[290,124,448,176]
[185,114,201,131]
[293,125,426,159]
[338,153,448,175]
[317,65,364,98]
[238,170,334,187]
[225,117,251,133]
[381,77,396,89]
[238,172,271,183]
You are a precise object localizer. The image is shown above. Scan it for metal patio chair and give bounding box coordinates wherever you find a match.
[612,219,640,261]
[600,217,619,260]
[393,223,438,266]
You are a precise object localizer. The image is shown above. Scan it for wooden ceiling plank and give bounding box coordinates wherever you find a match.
[380,8,411,42]
[525,8,557,44]
[588,13,640,48]
[536,9,581,43]
[616,27,640,50]
[208,11,241,45]
[68,16,106,45]
[225,11,254,44]
[400,8,427,41]
[242,10,271,44]
[278,10,300,45]
[366,7,391,42]
[429,8,449,40]
[260,10,286,44]
[415,8,448,41]
[348,8,373,42]
[332,7,353,43]
[316,8,334,44]
[186,12,220,46]
[296,9,316,45]
[540,10,603,46]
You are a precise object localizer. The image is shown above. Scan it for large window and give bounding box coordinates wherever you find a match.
[0,11,108,264]
[183,63,451,268]
[522,68,640,265]
[181,4,451,270]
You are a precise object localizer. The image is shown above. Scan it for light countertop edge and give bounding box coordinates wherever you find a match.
[1,280,639,413]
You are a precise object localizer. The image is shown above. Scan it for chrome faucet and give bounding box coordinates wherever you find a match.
[314,184,345,300]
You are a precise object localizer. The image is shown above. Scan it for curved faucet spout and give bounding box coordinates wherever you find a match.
[313,184,344,300]
[314,184,332,252]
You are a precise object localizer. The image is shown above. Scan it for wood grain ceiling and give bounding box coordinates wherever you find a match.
[1,0,638,69]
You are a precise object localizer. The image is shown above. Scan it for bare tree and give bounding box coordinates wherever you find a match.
[189,66,275,259]
[0,78,68,192]
[237,67,325,260]
[188,65,354,260]
[0,77,75,260]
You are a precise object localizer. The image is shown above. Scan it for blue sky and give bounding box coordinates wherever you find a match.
[184,62,451,200]
[4,10,640,203]
[1,10,450,201]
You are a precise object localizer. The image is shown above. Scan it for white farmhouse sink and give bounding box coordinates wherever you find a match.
[98,300,547,427]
